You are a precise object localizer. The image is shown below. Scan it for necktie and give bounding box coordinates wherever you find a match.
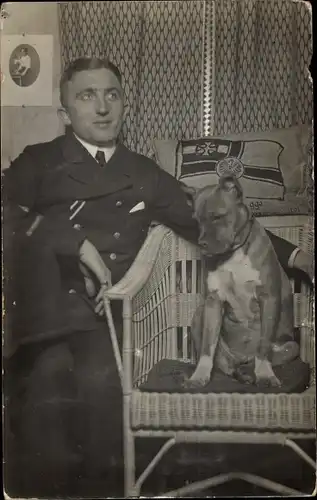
[95,150,107,167]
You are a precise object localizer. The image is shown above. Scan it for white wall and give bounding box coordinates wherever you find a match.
[1,2,63,170]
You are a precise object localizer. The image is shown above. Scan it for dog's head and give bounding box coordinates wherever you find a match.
[182,175,251,257]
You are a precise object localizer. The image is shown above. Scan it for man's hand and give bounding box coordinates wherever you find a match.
[293,250,314,284]
[78,239,112,315]
[94,285,109,317]
[79,262,111,316]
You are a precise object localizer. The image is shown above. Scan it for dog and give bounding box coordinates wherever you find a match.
[182,175,299,389]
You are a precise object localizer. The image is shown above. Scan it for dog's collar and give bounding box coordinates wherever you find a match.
[232,211,254,252]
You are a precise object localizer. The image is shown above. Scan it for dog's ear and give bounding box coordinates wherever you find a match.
[180,182,197,208]
[218,175,243,200]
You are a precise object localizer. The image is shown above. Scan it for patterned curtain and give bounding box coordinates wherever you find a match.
[59,1,312,150]
[58,1,203,156]
[210,0,313,136]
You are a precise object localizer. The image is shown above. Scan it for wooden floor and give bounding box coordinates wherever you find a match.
[5,439,316,498]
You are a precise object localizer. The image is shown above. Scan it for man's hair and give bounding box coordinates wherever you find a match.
[60,57,122,108]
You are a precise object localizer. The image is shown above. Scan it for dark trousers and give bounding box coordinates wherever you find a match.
[5,311,124,496]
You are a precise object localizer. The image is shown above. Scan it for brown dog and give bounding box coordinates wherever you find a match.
[182,175,299,389]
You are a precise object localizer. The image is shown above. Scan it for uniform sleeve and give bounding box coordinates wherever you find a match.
[3,146,42,210]
[27,213,87,256]
[150,166,200,244]
[265,230,298,270]
[3,148,45,261]
[3,147,86,257]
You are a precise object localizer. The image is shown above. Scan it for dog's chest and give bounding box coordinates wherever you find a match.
[207,249,262,321]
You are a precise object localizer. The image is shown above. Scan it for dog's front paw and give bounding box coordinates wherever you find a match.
[182,375,210,389]
[182,366,212,389]
[256,373,281,388]
[255,358,281,388]
[182,355,214,389]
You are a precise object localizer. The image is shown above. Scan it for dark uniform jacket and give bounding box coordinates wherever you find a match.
[3,131,297,352]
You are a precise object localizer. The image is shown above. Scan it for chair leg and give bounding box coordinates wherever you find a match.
[164,471,306,497]
[135,438,176,493]
[285,439,316,469]
[124,429,137,498]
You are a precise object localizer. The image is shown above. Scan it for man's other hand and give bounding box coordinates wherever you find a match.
[293,250,314,284]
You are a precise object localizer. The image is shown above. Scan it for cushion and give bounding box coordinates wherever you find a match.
[153,124,311,216]
[140,357,310,394]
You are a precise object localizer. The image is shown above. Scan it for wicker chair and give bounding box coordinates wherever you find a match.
[104,214,315,498]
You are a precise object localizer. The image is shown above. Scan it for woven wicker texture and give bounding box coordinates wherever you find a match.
[58,0,202,157]
[132,391,315,431]
[120,218,315,431]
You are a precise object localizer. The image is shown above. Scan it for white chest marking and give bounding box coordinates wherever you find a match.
[207,249,261,321]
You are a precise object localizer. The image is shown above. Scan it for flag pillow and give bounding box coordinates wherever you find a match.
[180,137,286,199]
[153,124,311,216]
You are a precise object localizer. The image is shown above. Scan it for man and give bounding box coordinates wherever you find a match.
[3,57,313,497]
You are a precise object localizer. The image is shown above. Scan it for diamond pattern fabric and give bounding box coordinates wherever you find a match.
[212,0,313,135]
[59,1,312,155]
[59,1,203,157]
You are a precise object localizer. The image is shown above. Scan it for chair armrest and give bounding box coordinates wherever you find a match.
[298,219,314,377]
[103,225,174,387]
[105,225,171,300]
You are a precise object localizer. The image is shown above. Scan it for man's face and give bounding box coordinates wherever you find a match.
[61,68,125,147]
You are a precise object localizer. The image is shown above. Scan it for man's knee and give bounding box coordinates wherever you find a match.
[27,342,75,402]
[32,342,73,373]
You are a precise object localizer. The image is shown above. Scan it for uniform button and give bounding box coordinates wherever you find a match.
[116,200,123,207]
[110,253,117,261]
[113,232,121,239]
[73,224,82,230]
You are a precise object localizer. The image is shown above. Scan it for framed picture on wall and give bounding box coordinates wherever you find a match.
[1,34,53,106]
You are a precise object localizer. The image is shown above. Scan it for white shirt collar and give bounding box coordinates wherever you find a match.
[74,133,116,162]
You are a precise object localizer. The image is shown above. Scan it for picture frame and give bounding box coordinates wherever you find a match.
[1,34,53,106]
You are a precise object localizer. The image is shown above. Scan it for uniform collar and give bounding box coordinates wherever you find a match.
[59,130,133,194]
[61,128,119,167]
[73,133,116,163]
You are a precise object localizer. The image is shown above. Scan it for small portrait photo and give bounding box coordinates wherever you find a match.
[1,34,53,105]
[9,44,40,87]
